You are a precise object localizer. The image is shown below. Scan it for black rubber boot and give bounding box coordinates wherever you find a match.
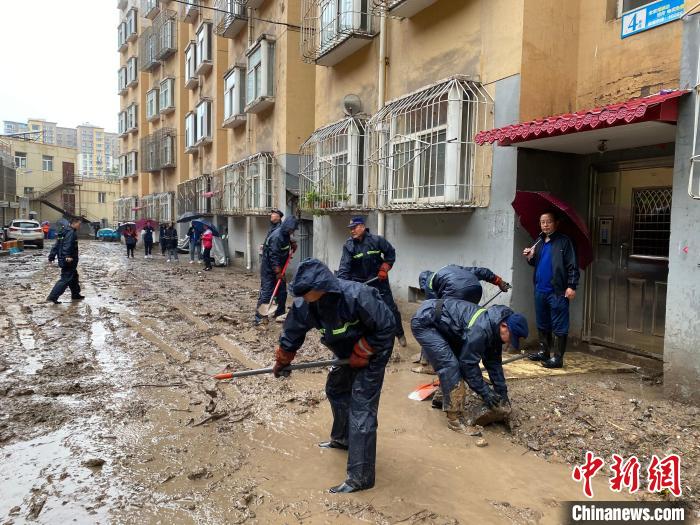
[318,440,348,450]
[528,330,551,361]
[329,481,371,493]
[543,335,567,368]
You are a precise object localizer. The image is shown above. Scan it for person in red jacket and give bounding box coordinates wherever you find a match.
[201,225,214,271]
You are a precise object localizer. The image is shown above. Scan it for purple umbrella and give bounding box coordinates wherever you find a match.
[512,191,593,269]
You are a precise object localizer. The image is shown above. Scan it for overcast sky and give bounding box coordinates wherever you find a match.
[0,1,119,132]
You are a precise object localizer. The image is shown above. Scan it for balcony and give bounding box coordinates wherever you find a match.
[372,0,437,18]
[139,27,160,71]
[179,0,200,23]
[184,73,199,90]
[154,11,177,60]
[140,128,177,172]
[141,0,160,19]
[301,0,377,66]
[214,0,247,38]
[299,117,368,213]
[194,59,212,76]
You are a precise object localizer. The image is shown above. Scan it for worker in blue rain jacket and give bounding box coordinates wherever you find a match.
[254,216,298,325]
[411,298,528,433]
[273,258,395,493]
[418,264,511,303]
[337,216,406,347]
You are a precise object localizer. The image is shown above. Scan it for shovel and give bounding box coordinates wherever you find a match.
[214,358,349,380]
[407,353,528,401]
[257,249,295,317]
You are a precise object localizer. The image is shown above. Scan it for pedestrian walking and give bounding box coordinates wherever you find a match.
[46,217,85,304]
[274,258,395,493]
[164,223,179,262]
[202,225,213,271]
[143,221,154,258]
[337,217,406,347]
[159,223,167,256]
[411,298,528,432]
[254,216,298,324]
[522,211,579,369]
[187,222,202,264]
[48,223,66,263]
[123,225,137,258]
[419,265,510,303]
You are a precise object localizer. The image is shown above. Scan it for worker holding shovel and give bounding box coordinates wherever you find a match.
[410,298,528,433]
[254,216,298,325]
[273,258,396,494]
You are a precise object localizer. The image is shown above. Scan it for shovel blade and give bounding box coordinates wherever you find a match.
[408,381,440,401]
[257,302,276,317]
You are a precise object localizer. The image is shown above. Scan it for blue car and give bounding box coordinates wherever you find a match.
[97,228,121,242]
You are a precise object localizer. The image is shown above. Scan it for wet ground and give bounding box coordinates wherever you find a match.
[0,241,698,524]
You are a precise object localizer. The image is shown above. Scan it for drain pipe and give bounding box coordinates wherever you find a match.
[246,7,255,270]
[377,11,387,236]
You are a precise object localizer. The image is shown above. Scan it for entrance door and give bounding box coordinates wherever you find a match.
[590,167,672,354]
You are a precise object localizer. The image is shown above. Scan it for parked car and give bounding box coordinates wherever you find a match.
[97,228,121,242]
[4,219,44,248]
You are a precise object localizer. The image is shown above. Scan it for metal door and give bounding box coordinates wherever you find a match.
[590,167,672,354]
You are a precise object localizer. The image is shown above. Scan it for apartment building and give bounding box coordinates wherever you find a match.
[115,0,316,268]
[8,137,119,226]
[293,0,700,401]
[0,138,20,226]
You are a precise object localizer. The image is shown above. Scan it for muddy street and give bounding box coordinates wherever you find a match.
[1,242,698,524]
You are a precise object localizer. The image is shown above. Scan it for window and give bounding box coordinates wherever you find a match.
[127,104,138,131]
[98,192,107,204]
[185,112,197,149]
[620,0,651,14]
[118,21,128,48]
[127,151,138,175]
[127,57,138,86]
[42,155,53,172]
[195,100,212,143]
[159,78,175,111]
[126,8,138,37]
[195,22,213,74]
[224,67,245,121]
[118,67,127,92]
[161,134,174,166]
[185,42,198,86]
[631,187,672,258]
[246,37,275,108]
[246,154,273,211]
[24,187,34,195]
[368,76,493,208]
[14,152,26,168]
[319,0,372,51]
[147,89,160,119]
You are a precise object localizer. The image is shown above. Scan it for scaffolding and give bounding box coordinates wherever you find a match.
[300,0,377,65]
[367,75,494,211]
[299,117,368,213]
[215,152,275,215]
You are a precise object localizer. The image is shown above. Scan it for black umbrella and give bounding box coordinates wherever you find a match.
[176,211,206,223]
[117,222,136,234]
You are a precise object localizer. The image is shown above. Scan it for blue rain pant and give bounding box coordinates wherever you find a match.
[369,280,404,337]
[325,347,391,489]
[256,264,287,319]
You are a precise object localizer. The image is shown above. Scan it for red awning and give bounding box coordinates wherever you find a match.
[475,90,688,148]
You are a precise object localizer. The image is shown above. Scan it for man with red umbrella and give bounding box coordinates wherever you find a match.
[522,211,579,368]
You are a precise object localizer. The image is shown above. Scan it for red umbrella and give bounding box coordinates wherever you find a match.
[511,191,593,269]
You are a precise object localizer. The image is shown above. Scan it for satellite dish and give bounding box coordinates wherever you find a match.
[342,94,362,116]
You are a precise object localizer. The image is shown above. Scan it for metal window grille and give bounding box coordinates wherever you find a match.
[215,153,275,215]
[139,27,159,71]
[367,75,494,210]
[297,218,314,260]
[213,0,247,38]
[177,179,198,214]
[179,0,200,22]
[299,117,368,212]
[631,188,672,258]
[114,196,138,222]
[301,0,377,64]
[141,0,160,19]
[158,191,174,222]
[154,9,177,60]
[139,128,176,172]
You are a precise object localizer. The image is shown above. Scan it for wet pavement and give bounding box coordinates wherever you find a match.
[0,241,697,524]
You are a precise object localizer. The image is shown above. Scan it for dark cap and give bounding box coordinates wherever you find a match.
[270,208,284,218]
[347,216,365,228]
[505,313,529,349]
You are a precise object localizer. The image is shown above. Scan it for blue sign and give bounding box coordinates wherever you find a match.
[621,0,684,39]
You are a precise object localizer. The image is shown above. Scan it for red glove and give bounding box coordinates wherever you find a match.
[492,276,511,292]
[273,347,295,378]
[377,262,391,281]
[350,337,374,368]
